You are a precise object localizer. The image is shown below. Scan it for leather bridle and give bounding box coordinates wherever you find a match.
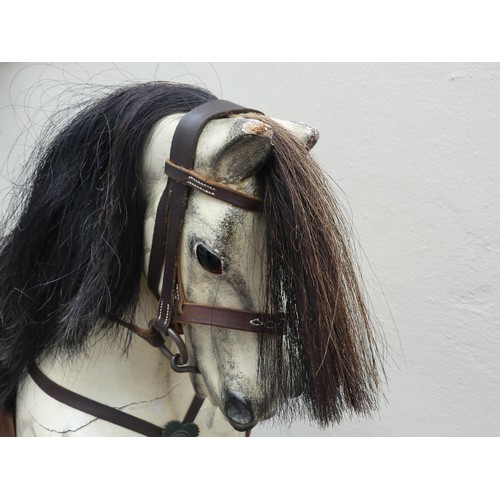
[136,99,278,373]
[29,99,280,436]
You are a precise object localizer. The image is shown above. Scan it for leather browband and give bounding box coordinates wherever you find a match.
[164,160,262,211]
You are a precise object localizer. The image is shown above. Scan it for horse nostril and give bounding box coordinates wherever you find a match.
[224,394,255,430]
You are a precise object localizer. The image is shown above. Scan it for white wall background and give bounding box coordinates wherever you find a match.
[0,62,498,437]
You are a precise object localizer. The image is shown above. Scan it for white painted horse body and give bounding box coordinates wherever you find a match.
[16,278,239,436]
[15,112,315,436]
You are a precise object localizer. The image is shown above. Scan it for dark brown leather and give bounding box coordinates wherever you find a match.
[164,160,262,211]
[27,100,270,437]
[110,314,165,348]
[29,364,164,436]
[182,394,205,425]
[153,179,190,332]
[174,303,278,334]
[147,180,173,300]
[29,365,203,436]
[169,99,261,170]
[148,100,263,337]
[148,100,260,301]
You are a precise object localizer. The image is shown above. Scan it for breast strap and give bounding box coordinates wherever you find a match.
[29,364,205,436]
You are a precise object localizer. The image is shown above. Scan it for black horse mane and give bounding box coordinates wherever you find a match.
[0,81,383,426]
[0,82,216,409]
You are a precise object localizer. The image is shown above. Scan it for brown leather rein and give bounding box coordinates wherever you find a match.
[28,99,279,436]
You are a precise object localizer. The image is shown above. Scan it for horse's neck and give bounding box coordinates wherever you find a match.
[15,277,240,436]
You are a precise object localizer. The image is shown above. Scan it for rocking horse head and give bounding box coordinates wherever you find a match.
[0,81,382,434]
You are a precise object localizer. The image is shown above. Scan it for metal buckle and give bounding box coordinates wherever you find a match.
[249,317,274,330]
[149,320,199,373]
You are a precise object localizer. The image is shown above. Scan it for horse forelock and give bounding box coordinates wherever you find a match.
[255,117,384,427]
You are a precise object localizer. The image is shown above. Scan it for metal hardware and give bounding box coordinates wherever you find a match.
[152,323,199,373]
[250,318,274,329]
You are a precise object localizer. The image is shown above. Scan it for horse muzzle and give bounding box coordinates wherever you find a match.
[223,393,256,431]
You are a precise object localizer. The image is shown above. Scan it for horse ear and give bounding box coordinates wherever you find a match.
[272,119,319,150]
[195,117,274,183]
[182,115,319,184]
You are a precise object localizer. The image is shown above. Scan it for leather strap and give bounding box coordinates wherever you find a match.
[183,393,205,425]
[148,100,262,333]
[164,160,262,211]
[26,101,270,437]
[29,365,204,437]
[110,314,165,347]
[169,99,261,170]
[174,303,278,334]
[147,182,173,300]
[153,180,189,330]
[29,364,164,436]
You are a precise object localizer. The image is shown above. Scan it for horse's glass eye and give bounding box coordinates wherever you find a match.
[196,244,223,275]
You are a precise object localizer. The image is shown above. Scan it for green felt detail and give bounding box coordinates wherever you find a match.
[162,420,200,437]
